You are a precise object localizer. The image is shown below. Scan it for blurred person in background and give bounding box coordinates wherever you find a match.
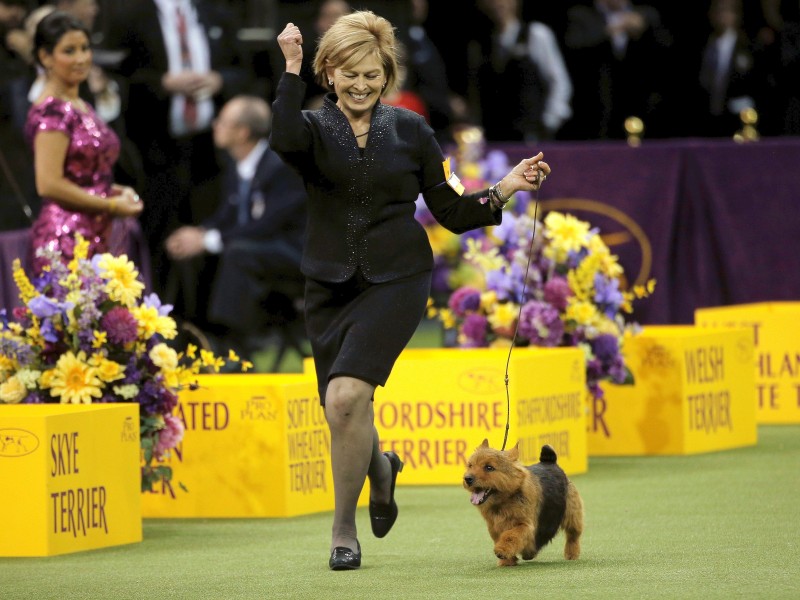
[1,0,34,132]
[468,0,573,143]
[165,95,307,362]
[690,0,757,137]
[397,0,460,144]
[563,0,673,139]
[103,0,249,296]
[753,0,800,135]
[298,0,352,109]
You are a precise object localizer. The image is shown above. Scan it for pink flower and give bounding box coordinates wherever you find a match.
[101,306,139,345]
[155,413,184,458]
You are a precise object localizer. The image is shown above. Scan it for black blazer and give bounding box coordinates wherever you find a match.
[204,145,306,251]
[270,73,500,284]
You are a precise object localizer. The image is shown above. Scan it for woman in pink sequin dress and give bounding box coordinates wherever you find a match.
[26,11,143,274]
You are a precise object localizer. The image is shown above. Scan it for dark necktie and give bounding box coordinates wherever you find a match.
[176,6,197,129]
[236,176,250,225]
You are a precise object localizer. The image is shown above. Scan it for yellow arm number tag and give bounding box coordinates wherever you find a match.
[443,158,465,196]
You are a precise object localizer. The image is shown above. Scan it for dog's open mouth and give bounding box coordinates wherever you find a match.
[470,488,493,505]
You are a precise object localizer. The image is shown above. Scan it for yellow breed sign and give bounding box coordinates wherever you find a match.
[305,347,588,482]
[589,326,757,455]
[0,404,141,556]
[141,374,367,518]
[695,302,800,423]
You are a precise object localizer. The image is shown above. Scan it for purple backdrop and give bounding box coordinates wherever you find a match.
[497,138,800,324]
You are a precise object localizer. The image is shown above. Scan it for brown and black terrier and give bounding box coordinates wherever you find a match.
[463,439,584,566]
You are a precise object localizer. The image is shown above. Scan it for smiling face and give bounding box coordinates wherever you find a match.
[40,29,92,88]
[328,53,385,119]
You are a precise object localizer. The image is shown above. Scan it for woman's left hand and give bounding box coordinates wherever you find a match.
[112,185,142,204]
[501,152,551,195]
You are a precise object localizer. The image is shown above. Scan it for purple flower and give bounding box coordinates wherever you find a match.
[486,264,526,303]
[430,263,451,295]
[23,391,45,404]
[101,306,139,345]
[594,274,624,317]
[566,248,589,270]
[518,300,564,347]
[461,313,489,347]
[608,355,628,384]
[448,286,482,316]
[493,213,518,247]
[27,296,61,318]
[543,276,572,311]
[143,293,173,317]
[482,149,511,182]
[39,319,59,343]
[590,334,619,363]
[32,270,57,293]
[137,378,178,416]
[586,357,603,381]
[485,269,513,301]
[122,354,144,384]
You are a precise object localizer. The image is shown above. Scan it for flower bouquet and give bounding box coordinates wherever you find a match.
[416,131,527,300]
[428,207,655,400]
[0,236,250,491]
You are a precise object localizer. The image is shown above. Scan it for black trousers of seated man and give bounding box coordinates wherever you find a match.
[169,238,304,362]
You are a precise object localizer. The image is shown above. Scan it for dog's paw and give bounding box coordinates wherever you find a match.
[564,541,581,560]
[497,556,518,567]
[521,549,538,561]
[494,543,517,562]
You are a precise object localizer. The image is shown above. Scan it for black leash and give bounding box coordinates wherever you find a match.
[500,186,541,451]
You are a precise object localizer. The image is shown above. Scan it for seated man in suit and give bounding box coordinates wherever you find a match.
[165,95,307,362]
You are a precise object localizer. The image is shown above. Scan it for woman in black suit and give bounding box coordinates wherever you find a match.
[271,10,550,571]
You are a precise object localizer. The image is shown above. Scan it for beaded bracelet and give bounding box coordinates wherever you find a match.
[488,183,509,210]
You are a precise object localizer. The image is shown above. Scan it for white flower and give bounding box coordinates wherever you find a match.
[112,384,140,400]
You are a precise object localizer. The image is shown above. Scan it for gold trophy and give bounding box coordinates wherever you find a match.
[624,116,644,147]
[733,108,759,143]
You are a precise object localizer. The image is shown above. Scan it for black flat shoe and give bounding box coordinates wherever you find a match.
[329,541,361,571]
[369,451,404,538]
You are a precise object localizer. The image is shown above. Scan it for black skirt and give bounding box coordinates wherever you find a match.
[304,269,432,405]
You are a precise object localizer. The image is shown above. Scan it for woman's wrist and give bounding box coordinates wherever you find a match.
[107,197,118,216]
[487,181,510,210]
[285,59,302,75]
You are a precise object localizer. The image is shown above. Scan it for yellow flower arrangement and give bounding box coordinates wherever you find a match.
[0,236,251,491]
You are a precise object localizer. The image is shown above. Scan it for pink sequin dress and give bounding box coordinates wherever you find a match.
[25,96,120,273]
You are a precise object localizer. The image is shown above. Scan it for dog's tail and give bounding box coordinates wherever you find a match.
[539,444,557,464]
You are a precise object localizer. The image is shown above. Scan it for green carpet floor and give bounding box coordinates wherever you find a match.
[1,425,798,599]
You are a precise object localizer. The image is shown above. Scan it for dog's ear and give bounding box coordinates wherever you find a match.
[480,438,489,448]
[506,443,520,461]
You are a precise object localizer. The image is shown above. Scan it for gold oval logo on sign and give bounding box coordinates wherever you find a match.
[457,368,505,394]
[538,198,653,287]
[0,428,40,457]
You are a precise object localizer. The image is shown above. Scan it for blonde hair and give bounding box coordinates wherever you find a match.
[312,10,399,97]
